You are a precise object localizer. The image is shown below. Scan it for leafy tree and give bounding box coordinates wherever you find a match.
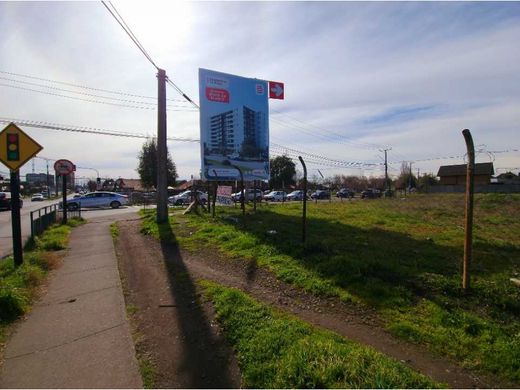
[417,173,439,192]
[269,155,296,189]
[395,162,416,190]
[137,139,178,189]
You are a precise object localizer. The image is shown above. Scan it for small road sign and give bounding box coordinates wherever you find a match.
[0,122,43,171]
[54,159,75,176]
[269,81,284,99]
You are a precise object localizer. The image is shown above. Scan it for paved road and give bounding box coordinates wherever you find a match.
[0,200,142,259]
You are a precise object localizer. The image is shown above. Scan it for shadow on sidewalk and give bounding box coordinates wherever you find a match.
[157,220,239,388]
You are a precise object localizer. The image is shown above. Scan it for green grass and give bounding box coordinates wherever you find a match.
[110,222,119,239]
[201,280,441,388]
[0,219,84,340]
[142,193,520,383]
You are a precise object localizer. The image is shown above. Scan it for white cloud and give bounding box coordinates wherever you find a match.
[0,1,519,181]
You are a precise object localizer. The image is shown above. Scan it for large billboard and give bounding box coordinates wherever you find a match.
[199,68,269,181]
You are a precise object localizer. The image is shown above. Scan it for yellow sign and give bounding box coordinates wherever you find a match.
[0,122,43,171]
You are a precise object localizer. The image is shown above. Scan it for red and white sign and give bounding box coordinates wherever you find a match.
[269,81,284,99]
[54,159,75,176]
[205,87,230,103]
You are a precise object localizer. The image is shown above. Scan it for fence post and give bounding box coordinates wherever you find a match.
[30,211,34,238]
[298,156,307,243]
[462,129,475,292]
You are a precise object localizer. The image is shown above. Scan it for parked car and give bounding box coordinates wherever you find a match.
[168,190,208,205]
[361,189,382,199]
[287,190,306,201]
[60,191,128,210]
[336,188,355,198]
[263,191,287,202]
[31,193,45,202]
[0,192,23,210]
[310,190,331,200]
[231,189,263,202]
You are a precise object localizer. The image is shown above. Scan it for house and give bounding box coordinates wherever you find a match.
[120,179,146,192]
[437,162,494,186]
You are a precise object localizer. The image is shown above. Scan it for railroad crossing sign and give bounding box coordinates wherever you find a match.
[0,122,43,171]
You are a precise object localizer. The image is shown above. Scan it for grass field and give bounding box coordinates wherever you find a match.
[161,193,520,383]
[201,280,441,388]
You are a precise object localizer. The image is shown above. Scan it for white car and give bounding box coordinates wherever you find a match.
[31,193,45,202]
[169,190,208,205]
[231,189,263,202]
[263,191,287,202]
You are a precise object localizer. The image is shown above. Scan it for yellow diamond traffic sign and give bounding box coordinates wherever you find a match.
[0,122,43,171]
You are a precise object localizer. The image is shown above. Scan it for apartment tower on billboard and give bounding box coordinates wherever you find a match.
[208,105,267,159]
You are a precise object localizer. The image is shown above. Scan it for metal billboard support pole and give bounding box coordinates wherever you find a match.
[462,129,475,292]
[298,156,307,243]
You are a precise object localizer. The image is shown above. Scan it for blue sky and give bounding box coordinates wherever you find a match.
[0,1,519,182]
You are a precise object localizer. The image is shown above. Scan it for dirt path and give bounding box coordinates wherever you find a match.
[115,219,507,388]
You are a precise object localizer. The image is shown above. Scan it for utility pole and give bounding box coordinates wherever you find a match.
[156,69,168,223]
[409,161,413,190]
[379,148,391,191]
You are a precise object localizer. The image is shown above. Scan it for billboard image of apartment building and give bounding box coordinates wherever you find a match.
[208,106,267,159]
[199,68,269,181]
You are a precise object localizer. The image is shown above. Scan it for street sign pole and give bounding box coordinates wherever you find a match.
[10,170,23,266]
[61,175,68,225]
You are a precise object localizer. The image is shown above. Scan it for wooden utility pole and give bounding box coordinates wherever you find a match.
[462,129,475,291]
[156,69,168,223]
[380,148,391,191]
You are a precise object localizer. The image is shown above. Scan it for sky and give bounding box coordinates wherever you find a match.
[0,0,519,183]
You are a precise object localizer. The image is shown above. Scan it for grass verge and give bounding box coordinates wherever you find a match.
[0,218,84,345]
[144,194,520,383]
[201,280,441,388]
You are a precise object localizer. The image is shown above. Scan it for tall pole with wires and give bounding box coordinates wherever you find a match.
[156,69,168,223]
[380,148,391,191]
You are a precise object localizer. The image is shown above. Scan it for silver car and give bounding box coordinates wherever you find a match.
[62,191,129,210]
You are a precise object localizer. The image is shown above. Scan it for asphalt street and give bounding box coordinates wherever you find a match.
[0,200,141,259]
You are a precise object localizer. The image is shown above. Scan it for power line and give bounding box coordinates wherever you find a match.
[101,1,159,70]
[0,118,200,143]
[0,70,186,102]
[0,83,198,112]
[270,108,382,150]
[0,76,194,108]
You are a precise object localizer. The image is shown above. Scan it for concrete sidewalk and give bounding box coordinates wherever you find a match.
[0,218,143,388]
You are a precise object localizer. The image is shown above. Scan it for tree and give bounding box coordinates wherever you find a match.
[269,155,296,189]
[395,162,416,190]
[137,139,178,189]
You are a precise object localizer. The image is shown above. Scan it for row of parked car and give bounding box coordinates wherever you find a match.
[167,187,384,206]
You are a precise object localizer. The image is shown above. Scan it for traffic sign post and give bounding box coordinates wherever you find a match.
[54,159,75,225]
[0,122,44,266]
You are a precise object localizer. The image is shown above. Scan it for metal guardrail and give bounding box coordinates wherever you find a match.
[30,203,81,238]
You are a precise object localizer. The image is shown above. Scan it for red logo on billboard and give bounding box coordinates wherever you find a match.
[205,87,229,103]
[269,81,284,99]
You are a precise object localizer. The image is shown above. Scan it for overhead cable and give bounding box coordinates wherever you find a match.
[0,70,185,102]
[0,118,199,143]
[0,76,193,108]
[101,1,159,70]
[0,83,198,112]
